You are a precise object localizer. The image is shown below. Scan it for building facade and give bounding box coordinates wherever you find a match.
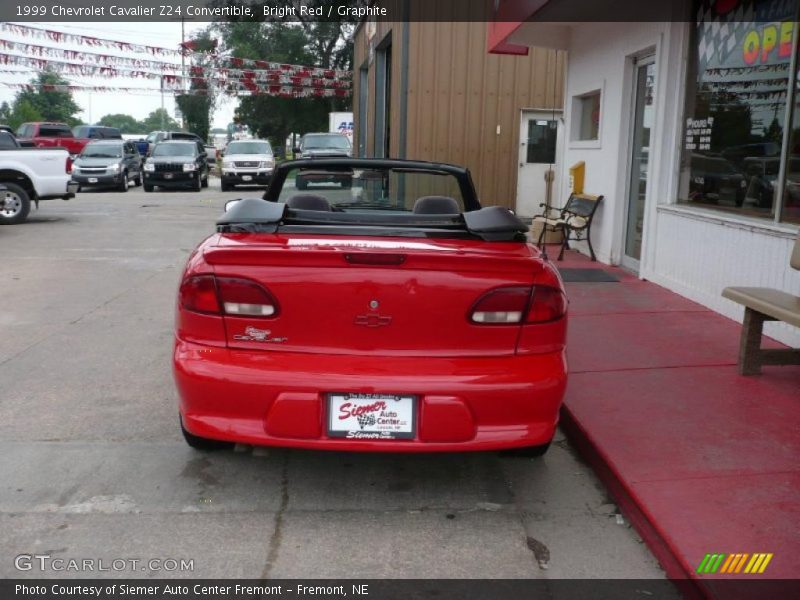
[490,0,800,347]
[353,4,566,215]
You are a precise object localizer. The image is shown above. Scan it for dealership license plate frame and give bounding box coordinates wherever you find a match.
[327,393,417,440]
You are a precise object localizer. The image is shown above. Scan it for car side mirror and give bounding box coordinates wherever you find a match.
[224,199,241,212]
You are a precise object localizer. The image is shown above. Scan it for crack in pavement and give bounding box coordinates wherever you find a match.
[260,451,290,579]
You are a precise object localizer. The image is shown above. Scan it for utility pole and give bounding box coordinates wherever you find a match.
[180,17,186,130]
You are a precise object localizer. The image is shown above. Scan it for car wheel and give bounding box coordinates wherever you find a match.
[193,173,202,192]
[221,181,231,192]
[201,173,209,188]
[180,417,233,451]
[118,171,129,192]
[134,173,142,186]
[0,182,32,225]
[500,441,552,458]
[143,184,154,192]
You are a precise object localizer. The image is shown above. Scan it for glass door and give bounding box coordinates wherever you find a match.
[623,56,655,269]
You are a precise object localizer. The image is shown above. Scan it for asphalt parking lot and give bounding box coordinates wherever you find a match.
[0,179,670,581]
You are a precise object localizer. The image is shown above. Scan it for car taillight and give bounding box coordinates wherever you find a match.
[470,285,566,325]
[180,275,278,317]
[527,286,567,323]
[65,155,72,174]
[180,275,220,314]
[470,287,531,324]
[217,277,278,317]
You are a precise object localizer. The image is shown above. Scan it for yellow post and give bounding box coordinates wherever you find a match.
[569,161,585,194]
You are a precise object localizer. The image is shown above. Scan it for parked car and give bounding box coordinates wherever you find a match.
[688,153,746,207]
[220,139,275,191]
[142,140,209,192]
[72,140,142,192]
[0,130,20,149]
[173,158,568,454]
[144,131,203,155]
[0,144,77,224]
[294,132,353,159]
[71,125,122,140]
[15,122,98,156]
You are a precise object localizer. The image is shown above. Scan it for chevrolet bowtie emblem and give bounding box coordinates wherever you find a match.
[354,314,392,328]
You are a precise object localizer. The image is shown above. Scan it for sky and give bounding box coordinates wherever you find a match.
[0,21,237,130]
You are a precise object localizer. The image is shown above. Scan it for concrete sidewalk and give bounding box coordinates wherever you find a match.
[554,249,800,598]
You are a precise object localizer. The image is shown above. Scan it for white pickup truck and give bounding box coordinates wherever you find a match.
[0,132,78,224]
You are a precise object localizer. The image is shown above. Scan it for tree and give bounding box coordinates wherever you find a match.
[141,108,180,132]
[0,101,11,125]
[98,113,145,133]
[8,99,43,131]
[176,30,218,142]
[14,70,81,125]
[214,12,353,148]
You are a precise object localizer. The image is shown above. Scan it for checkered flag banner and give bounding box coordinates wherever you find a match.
[356,413,376,430]
[696,0,757,72]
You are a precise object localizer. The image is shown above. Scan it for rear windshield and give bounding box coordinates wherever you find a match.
[227,141,272,155]
[302,135,351,150]
[277,166,466,213]
[170,132,199,141]
[82,143,123,158]
[152,143,195,157]
[39,125,72,137]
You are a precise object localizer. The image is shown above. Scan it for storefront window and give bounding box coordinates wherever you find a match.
[679,0,796,222]
[782,59,800,224]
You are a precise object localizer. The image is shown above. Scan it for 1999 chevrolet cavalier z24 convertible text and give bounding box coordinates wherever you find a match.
[173,158,568,454]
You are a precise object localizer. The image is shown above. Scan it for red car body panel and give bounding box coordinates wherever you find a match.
[173,159,568,452]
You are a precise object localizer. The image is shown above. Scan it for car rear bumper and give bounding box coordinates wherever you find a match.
[174,339,567,452]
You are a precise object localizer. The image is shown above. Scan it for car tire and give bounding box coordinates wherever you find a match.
[0,182,32,225]
[201,172,209,188]
[134,173,142,186]
[118,171,129,192]
[193,174,202,192]
[143,184,154,192]
[221,181,231,192]
[500,441,552,458]
[180,417,233,451]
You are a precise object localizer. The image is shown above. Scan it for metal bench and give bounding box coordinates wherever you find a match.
[532,193,603,261]
[722,234,800,375]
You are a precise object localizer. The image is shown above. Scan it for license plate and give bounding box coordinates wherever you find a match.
[164,173,173,179]
[242,175,252,181]
[327,393,416,440]
[88,178,97,183]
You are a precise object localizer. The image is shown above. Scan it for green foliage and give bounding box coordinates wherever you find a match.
[141,108,180,132]
[213,15,353,148]
[7,99,43,131]
[97,113,145,133]
[0,101,11,124]
[14,70,81,126]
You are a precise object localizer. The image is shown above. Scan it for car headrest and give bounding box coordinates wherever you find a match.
[287,194,332,211]
[413,196,460,214]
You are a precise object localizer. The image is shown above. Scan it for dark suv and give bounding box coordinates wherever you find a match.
[143,141,209,192]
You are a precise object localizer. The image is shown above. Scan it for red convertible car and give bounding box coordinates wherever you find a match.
[173,159,568,455]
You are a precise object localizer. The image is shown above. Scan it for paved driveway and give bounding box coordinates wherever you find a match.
[0,182,670,581]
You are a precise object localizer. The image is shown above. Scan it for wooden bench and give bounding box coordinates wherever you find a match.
[722,234,800,375]
[532,193,603,261]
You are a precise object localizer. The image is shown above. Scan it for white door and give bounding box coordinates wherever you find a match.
[622,56,656,271]
[516,110,562,218]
